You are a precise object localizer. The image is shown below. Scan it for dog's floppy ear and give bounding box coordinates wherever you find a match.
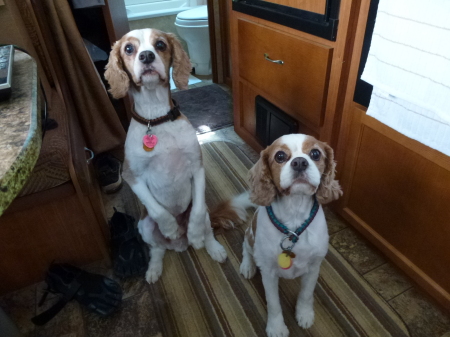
[167,33,192,90]
[105,40,130,99]
[248,148,277,206]
[316,143,343,204]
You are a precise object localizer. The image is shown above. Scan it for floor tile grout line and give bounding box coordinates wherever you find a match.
[386,286,414,303]
[328,227,401,304]
[387,285,415,302]
[361,262,390,276]
[328,224,416,304]
[328,225,349,236]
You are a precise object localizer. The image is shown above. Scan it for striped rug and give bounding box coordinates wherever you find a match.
[148,141,410,337]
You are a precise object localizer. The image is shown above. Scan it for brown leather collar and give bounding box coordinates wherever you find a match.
[131,99,181,127]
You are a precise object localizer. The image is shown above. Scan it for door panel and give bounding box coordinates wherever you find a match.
[338,103,450,310]
[348,124,450,289]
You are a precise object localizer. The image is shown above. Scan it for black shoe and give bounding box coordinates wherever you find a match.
[32,263,122,326]
[94,153,123,194]
[109,208,148,278]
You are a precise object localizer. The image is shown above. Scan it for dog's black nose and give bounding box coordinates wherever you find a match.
[139,50,155,64]
[291,157,308,172]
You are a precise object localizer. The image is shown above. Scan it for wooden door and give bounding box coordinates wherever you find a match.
[208,0,232,86]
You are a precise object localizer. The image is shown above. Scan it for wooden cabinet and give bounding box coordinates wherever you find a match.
[337,104,450,311]
[230,0,357,152]
[346,115,450,294]
[334,0,450,311]
[238,20,332,127]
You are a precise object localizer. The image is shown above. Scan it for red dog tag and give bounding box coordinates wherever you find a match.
[143,134,158,152]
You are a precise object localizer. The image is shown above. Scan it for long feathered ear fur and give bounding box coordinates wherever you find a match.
[316,144,343,204]
[167,33,192,90]
[248,148,277,206]
[105,40,130,99]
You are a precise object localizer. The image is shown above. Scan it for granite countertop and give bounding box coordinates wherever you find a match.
[0,50,41,216]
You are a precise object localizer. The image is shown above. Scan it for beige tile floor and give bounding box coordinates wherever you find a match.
[1,80,450,337]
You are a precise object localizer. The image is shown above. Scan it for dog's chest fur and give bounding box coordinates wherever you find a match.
[253,206,328,279]
[125,118,201,215]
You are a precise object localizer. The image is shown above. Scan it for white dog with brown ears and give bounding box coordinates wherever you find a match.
[214,134,342,337]
[104,29,227,283]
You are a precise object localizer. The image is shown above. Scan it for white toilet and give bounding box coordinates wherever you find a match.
[175,5,211,76]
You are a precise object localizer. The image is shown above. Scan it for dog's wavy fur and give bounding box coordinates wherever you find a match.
[105,29,227,284]
[211,134,342,336]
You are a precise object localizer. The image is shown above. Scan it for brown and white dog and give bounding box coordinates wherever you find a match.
[104,29,227,283]
[217,134,342,337]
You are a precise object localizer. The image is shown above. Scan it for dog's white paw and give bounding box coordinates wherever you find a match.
[145,263,163,284]
[158,214,184,240]
[206,240,227,263]
[296,305,315,329]
[240,258,256,279]
[188,231,205,250]
[187,217,206,249]
[266,318,289,337]
[163,224,185,241]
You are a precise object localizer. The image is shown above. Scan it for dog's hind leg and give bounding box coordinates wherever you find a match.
[240,227,257,279]
[187,167,208,249]
[296,256,323,329]
[204,214,227,263]
[145,244,166,284]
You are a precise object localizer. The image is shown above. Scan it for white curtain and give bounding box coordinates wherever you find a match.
[362,0,450,156]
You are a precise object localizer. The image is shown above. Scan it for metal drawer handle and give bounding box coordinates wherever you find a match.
[264,53,284,65]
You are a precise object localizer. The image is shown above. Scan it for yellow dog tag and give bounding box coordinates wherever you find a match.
[278,251,295,269]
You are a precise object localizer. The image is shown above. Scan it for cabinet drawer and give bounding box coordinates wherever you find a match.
[238,19,332,127]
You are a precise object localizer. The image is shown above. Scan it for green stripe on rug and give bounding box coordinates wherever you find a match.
[149,141,409,337]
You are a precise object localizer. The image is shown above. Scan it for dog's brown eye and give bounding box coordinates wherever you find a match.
[310,149,321,161]
[275,151,287,163]
[124,44,134,55]
[155,41,166,51]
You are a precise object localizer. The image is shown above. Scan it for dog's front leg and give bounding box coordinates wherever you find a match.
[187,167,208,249]
[261,270,289,337]
[128,178,183,240]
[296,257,323,329]
[146,244,166,284]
